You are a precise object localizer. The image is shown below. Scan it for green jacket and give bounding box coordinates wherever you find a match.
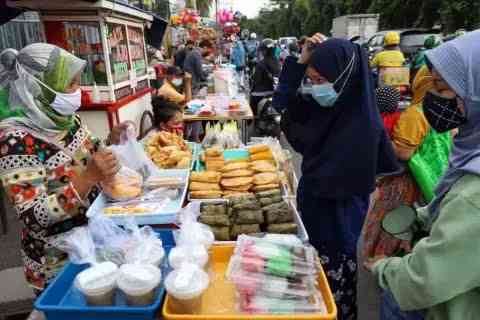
[374,174,480,320]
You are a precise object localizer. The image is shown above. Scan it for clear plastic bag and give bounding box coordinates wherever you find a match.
[88,215,130,265]
[176,202,215,250]
[123,218,165,267]
[101,166,143,201]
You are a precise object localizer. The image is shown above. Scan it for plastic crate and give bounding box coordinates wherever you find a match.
[162,245,337,320]
[35,230,175,320]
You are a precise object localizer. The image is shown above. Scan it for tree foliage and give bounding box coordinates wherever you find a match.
[240,0,480,38]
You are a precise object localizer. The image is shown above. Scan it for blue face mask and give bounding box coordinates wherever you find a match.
[306,53,356,108]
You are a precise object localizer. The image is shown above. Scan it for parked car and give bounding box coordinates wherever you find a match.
[366,29,442,60]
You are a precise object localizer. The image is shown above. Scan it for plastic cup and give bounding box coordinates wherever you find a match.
[165,263,209,314]
[117,264,162,306]
[75,262,118,306]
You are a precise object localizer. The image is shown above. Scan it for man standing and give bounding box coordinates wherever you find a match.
[183,40,209,93]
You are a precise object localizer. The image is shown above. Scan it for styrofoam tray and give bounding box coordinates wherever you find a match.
[88,169,189,225]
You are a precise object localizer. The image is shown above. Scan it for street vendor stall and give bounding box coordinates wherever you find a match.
[8,0,154,139]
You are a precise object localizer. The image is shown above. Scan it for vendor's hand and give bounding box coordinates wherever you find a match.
[364,255,387,272]
[298,33,327,65]
[85,149,120,184]
[108,121,136,145]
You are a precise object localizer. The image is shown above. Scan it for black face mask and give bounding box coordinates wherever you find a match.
[423,91,467,133]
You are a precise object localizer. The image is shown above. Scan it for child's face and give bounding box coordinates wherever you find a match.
[161,111,184,134]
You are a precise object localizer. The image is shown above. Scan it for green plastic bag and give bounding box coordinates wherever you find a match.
[0,88,25,120]
[408,128,452,202]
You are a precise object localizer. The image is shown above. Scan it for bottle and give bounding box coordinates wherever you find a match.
[92,82,101,103]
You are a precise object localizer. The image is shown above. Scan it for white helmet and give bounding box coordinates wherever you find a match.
[250,33,257,40]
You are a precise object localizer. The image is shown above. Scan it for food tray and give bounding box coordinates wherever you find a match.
[36,230,175,320]
[162,245,337,320]
[88,169,189,225]
[193,198,309,244]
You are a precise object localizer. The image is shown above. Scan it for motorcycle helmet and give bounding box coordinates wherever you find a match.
[250,33,257,40]
[384,31,400,47]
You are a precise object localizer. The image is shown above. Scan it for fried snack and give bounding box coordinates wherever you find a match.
[191,171,222,183]
[235,210,264,224]
[205,146,223,157]
[145,177,184,189]
[221,177,254,188]
[250,150,274,161]
[222,169,254,179]
[190,191,223,199]
[176,157,191,169]
[189,182,221,191]
[223,184,252,192]
[251,160,277,173]
[252,184,280,192]
[210,226,231,241]
[231,224,261,239]
[222,191,252,198]
[220,162,250,173]
[198,214,230,226]
[248,144,270,154]
[253,172,279,186]
[206,159,225,171]
[266,223,298,234]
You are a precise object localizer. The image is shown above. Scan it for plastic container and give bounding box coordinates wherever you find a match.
[164,263,210,315]
[162,245,337,320]
[75,262,118,306]
[169,245,209,269]
[117,264,162,306]
[35,229,175,320]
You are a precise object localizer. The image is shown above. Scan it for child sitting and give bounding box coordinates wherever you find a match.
[152,96,184,136]
[376,86,401,138]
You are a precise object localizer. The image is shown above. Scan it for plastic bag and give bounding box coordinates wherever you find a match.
[123,218,165,267]
[54,227,97,265]
[88,215,130,265]
[176,202,214,249]
[101,166,143,201]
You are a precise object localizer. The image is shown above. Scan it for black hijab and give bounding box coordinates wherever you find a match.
[286,39,398,198]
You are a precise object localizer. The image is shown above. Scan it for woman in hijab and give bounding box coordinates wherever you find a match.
[369,30,480,320]
[0,43,125,294]
[273,34,398,319]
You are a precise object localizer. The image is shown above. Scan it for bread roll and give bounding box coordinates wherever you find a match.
[189,181,221,191]
[190,171,222,183]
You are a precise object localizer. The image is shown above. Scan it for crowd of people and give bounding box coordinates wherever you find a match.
[0,23,479,320]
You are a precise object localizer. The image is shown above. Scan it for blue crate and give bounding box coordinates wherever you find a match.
[35,230,175,320]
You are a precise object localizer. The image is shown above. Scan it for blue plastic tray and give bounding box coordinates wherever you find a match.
[35,230,175,320]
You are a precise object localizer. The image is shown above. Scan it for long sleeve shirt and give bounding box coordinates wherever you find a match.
[374,174,480,320]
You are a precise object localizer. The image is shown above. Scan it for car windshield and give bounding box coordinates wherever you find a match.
[401,34,439,47]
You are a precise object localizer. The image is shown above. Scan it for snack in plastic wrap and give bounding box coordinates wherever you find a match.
[232,201,261,211]
[177,202,215,249]
[267,223,298,234]
[238,294,326,314]
[199,214,231,226]
[190,171,222,183]
[145,176,184,189]
[101,166,143,201]
[234,210,264,225]
[256,189,282,199]
[231,224,261,239]
[210,226,231,241]
[248,144,270,154]
[117,264,162,306]
[259,196,283,207]
[165,263,210,314]
[201,203,227,216]
[265,210,294,225]
[75,262,118,306]
[169,245,209,269]
[226,193,257,204]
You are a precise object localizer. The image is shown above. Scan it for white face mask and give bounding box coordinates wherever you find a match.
[50,89,82,116]
[172,78,183,87]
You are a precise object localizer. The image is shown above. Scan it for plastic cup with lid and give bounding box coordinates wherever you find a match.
[75,261,118,306]
[168,245,208,270]
[117,264,162,306]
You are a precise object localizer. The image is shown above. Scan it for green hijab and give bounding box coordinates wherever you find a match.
[0,43,86,136]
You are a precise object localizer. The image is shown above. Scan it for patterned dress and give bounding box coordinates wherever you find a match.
[0,123,99,292]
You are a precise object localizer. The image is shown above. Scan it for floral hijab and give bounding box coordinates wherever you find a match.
[0,43,86,136]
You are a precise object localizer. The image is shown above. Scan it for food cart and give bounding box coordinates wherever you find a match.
[8,0,154,139]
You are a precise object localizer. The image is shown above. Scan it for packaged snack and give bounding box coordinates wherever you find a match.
[165,263,210,314]
[117,264,162,306]
[101,166,143,201]
[199,214,231,226]
[210,226,231,241]
[267,223,298,234]
[201,203,227,216]
[230,224,261,239]
[234,210,264,225]
[190,191,223,199]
